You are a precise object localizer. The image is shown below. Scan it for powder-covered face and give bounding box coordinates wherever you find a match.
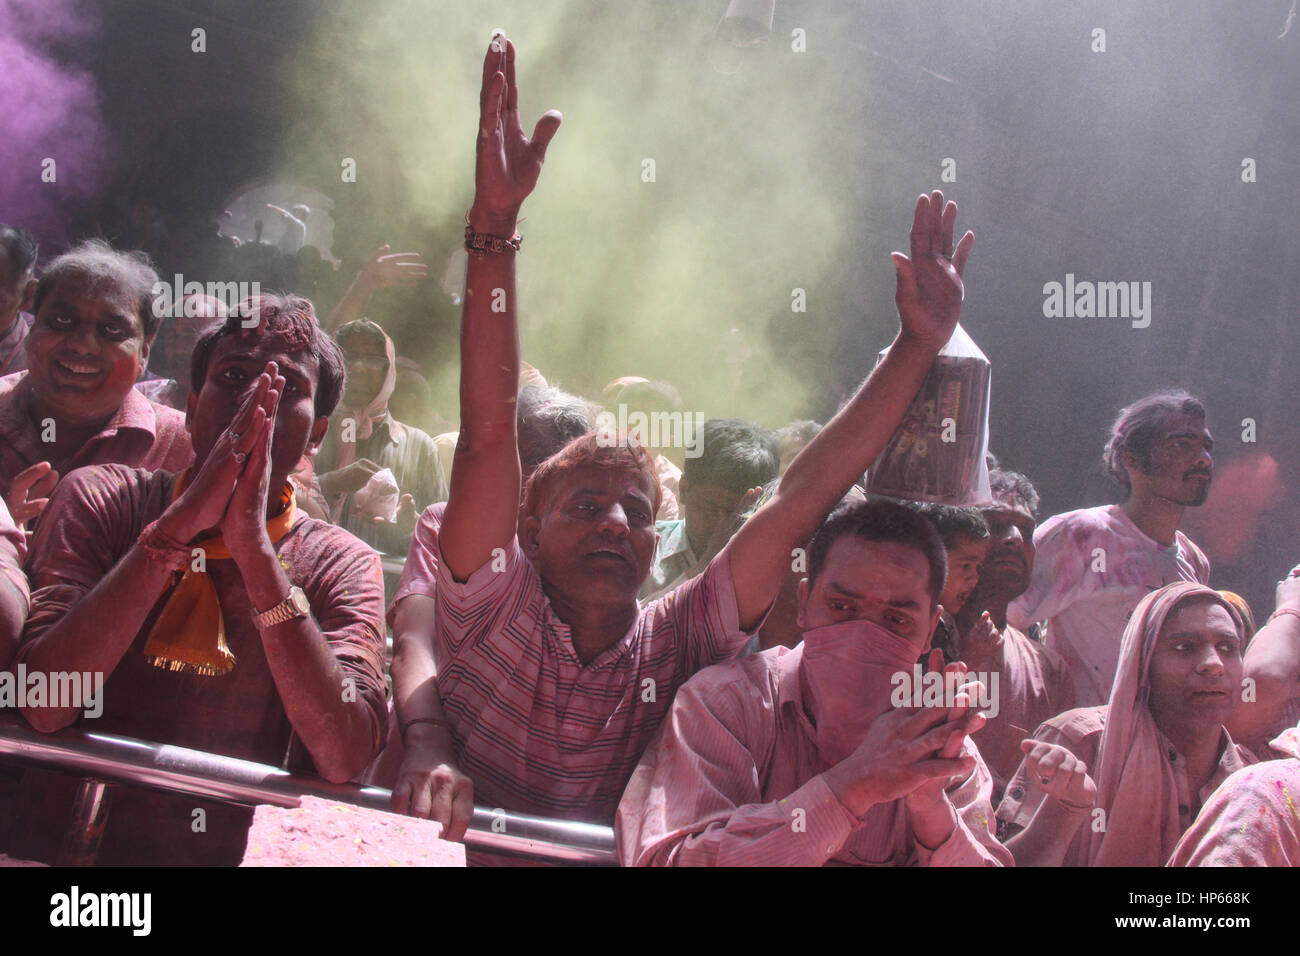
[797,536,941,654]
[187,335,325,480]
[680,477,745,556]
[1131,412,1214,506]
[1147,599,1242,739]
[941,535,990,617]
[523,462,660,608]
[339,333,388,408]
[26,277,149,426]
[977,493,1036,602]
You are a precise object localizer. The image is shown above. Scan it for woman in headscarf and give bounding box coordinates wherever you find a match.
[996,581,1256,866]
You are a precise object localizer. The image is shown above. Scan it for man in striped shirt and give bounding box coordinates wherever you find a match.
[426,34,977,828]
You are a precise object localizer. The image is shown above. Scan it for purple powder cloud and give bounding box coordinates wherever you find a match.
[0,0,112,243]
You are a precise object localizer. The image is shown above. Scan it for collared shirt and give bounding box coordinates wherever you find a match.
[616,643,1012,866]
[996,705,1255,847]
[0,372,193,494]
[6,464,388,866]
[431,534,752,824]
[640,518,700,600]
[320,411,447,557]
[1008,505,1210,705]
[0,313,32,377]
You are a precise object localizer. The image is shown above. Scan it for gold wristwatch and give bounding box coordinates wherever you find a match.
[252,585,311,628]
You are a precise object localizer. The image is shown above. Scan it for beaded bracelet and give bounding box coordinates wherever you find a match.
[401,717,454,739]
[464,211,522,256]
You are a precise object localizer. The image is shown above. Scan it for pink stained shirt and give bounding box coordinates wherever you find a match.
[616,644,1012,867]
[0,371,193,492]
[996,705,1255,863]
[1007,505,1210,706]
[430,530,753,823]
[8,464,389,865]
[1168,725,1300,866]
[967,624,1076,802]
[388,501,448,626]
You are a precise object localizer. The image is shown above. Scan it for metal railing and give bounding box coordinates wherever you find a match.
[0,716,616,866]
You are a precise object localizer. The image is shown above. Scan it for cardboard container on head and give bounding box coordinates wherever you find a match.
[867,323,992,506]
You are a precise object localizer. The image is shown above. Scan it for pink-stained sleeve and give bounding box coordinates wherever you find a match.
[387,502,446,627]
[996,708,1101,832]
[431,529,532,664]
[616,668,857,867]
[1168,761,1300,867]
[651,550,754,674]
[916,740,1014,867]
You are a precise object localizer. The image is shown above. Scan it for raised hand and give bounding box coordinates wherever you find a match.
[5,462,59,529]
[470,34,562,232]
[1274,563,1300,610]
[1020,739,1096,811]
[891,189,974,351]
[360,244,429,291]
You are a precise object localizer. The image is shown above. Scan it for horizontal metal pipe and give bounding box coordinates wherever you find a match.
[0,717,615,865]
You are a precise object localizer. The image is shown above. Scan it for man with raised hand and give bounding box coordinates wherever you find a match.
[5,296,387,865]
[430,32,975,825]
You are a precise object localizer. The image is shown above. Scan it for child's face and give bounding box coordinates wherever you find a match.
[941,536,991,617]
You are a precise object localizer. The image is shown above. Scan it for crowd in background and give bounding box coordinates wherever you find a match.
[0,33,1297,869]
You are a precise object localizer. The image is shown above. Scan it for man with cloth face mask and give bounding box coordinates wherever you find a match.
[617,499,1009,866]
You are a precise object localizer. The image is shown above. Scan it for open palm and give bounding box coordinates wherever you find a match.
[472,35,562,228]
[892,189,974,351]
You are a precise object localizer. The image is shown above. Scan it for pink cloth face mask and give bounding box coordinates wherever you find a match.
[800,619,922,766]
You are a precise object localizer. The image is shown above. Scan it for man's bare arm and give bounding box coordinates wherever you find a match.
[18,545,175,732]
[1228,569,1300,748]
[441,35,561,581]
[324,244,428,335]
[388,595,474,839]
[724,191,974,630]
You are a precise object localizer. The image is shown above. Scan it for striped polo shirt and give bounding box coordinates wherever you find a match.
[433,533,750,824]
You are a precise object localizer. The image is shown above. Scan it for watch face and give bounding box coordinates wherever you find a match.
[290,587,311,614]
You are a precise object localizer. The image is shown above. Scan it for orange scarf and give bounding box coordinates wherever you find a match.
[142,470,297,676]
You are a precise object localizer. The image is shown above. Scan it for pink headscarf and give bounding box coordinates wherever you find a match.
[1079,582,1244,867]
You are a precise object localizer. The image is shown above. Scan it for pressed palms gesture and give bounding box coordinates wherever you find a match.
[471,34,562,231]
[891,189,974,351]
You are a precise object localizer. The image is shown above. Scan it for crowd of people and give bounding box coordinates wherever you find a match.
[0,34,1297,867]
